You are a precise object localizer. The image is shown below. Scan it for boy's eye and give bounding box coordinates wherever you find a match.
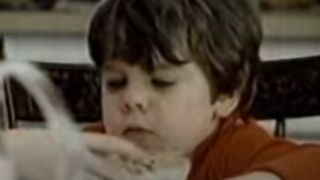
[151,78,175,88]
[106,78,127,91]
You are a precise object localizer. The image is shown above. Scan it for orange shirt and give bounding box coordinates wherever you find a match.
[84,118,320,180]
[189,118,320,180]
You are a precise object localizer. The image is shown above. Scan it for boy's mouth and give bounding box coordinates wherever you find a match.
[122,127,154,136]
[122,127,164,154]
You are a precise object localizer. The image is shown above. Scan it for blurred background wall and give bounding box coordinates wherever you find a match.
[1,0,320,64]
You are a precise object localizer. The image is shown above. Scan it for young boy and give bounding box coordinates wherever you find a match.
[85,0,320,179]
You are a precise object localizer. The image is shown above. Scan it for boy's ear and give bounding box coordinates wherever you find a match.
[213,93,240,118]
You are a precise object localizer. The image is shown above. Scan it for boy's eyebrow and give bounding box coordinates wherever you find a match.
[104,64,114,70]
[104,63,120,71]
[155,61,190,71]
[102,60,191,72]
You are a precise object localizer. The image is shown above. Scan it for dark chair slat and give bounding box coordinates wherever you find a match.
[250,55,320,119]
[249,55,320,137]
[5,62,102,126]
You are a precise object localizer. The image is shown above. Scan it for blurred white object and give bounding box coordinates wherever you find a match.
[0,61,88,180]
[0,158,15,180]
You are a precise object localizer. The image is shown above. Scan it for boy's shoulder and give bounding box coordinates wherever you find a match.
[192,117,320,179]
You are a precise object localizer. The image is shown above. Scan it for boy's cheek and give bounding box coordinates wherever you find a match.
[160,108,216,153]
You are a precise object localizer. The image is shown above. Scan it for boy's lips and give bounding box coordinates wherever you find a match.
[122,127,154,136]
[122,127,163,153]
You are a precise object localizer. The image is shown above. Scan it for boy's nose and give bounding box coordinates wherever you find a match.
[120,90,148,114]
[121,101,146,114]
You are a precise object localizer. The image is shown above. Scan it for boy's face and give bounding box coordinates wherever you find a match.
[102,60,219,155]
